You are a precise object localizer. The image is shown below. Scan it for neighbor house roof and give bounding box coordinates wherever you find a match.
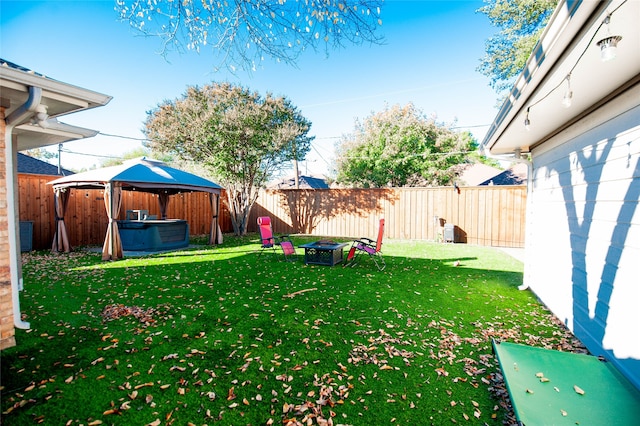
[17,152,74,176]
[479,163,528,186]
[458,163,503,186]
[268,175,329,189]
[480,0,639,156]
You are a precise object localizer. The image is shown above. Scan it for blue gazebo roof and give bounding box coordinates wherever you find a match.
[49,157,223,194]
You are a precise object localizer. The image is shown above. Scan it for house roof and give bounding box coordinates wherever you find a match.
[458,163,503,186]
[17,152,74,176]
[479,163,528,186]
[1,59,112,150]
[268,175,329,189]
[49,157,223,194]
[481,0,639,156]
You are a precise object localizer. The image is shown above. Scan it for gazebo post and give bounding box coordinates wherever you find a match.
[209,192,221,245]
[51,187,71,253]
[102,182,123,260]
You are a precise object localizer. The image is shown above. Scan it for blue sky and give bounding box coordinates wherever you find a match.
[1,0,498,176]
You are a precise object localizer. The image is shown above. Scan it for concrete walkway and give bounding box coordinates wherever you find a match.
[499,247,525,263]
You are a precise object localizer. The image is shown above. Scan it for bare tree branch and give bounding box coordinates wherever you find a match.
[115,0,384,72]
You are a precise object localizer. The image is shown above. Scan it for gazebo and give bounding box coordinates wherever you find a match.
[49,157,223,260]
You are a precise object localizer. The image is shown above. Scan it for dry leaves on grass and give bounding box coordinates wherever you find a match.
[100,303,169,327]
[348,328,415,368]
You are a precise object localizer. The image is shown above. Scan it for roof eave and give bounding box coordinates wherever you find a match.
[480,0,609,155]
[14,121,99,151]
[0,64,112,114]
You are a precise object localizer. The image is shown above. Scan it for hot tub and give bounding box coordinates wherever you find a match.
[117,219,189,251]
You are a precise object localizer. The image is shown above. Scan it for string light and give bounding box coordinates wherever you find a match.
[597,15,623,62]
[521,1,627,130]
[562,74,573,108]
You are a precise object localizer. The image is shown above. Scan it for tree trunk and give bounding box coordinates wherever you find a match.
[225,186,259,236]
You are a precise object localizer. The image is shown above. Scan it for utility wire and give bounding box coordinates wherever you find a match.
[98,132,150,142]
[59,148,124,160]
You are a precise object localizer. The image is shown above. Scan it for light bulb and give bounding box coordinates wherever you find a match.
[562,90,573,108]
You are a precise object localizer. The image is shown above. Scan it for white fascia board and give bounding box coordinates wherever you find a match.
[14,121,100,150]
[481,0,602,153]
[0,64,112,111]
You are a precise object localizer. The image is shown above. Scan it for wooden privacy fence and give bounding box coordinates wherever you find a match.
[18,174,526,250]
[249,186,527,247]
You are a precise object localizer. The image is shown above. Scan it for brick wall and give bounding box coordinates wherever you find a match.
[0,106,16,350]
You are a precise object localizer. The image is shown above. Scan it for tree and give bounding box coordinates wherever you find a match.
[334,103,477,188]
[100,147,152,167]
[477,0,557,94]
[23,147,57,161]
[115,0,384,72]
[144,82,313,235]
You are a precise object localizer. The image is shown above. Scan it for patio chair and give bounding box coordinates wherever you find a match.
[344,218,386,271]
[257,216,296,261]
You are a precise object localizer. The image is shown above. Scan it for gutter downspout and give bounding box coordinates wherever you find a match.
[480,147,534,291]
[4,86,42,330]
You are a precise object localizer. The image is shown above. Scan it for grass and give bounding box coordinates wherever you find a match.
[1,236,583,425]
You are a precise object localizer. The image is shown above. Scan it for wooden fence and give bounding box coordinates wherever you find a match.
[18,173,526,250]
[249,187,527,247]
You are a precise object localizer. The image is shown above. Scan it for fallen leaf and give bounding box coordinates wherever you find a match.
[227,386,236,400]
[435,367,449,376]
[134,382,153,390]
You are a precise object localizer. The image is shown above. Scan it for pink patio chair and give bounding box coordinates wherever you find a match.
[257,216,296,261]
[344,218,386,271]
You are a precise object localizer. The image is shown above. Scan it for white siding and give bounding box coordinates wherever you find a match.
[528,97,640,389]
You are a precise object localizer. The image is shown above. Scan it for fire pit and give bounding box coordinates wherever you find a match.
[299,240,349,266]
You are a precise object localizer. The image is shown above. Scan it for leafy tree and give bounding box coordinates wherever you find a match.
[477,0,557,94]
[23,147,57,161]
[100,147,152,167]
[335,103,477,188]
[116,0,384,72]
[144,82,313,235]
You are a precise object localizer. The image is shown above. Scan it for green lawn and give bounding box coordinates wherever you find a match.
[1,236,584,425]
